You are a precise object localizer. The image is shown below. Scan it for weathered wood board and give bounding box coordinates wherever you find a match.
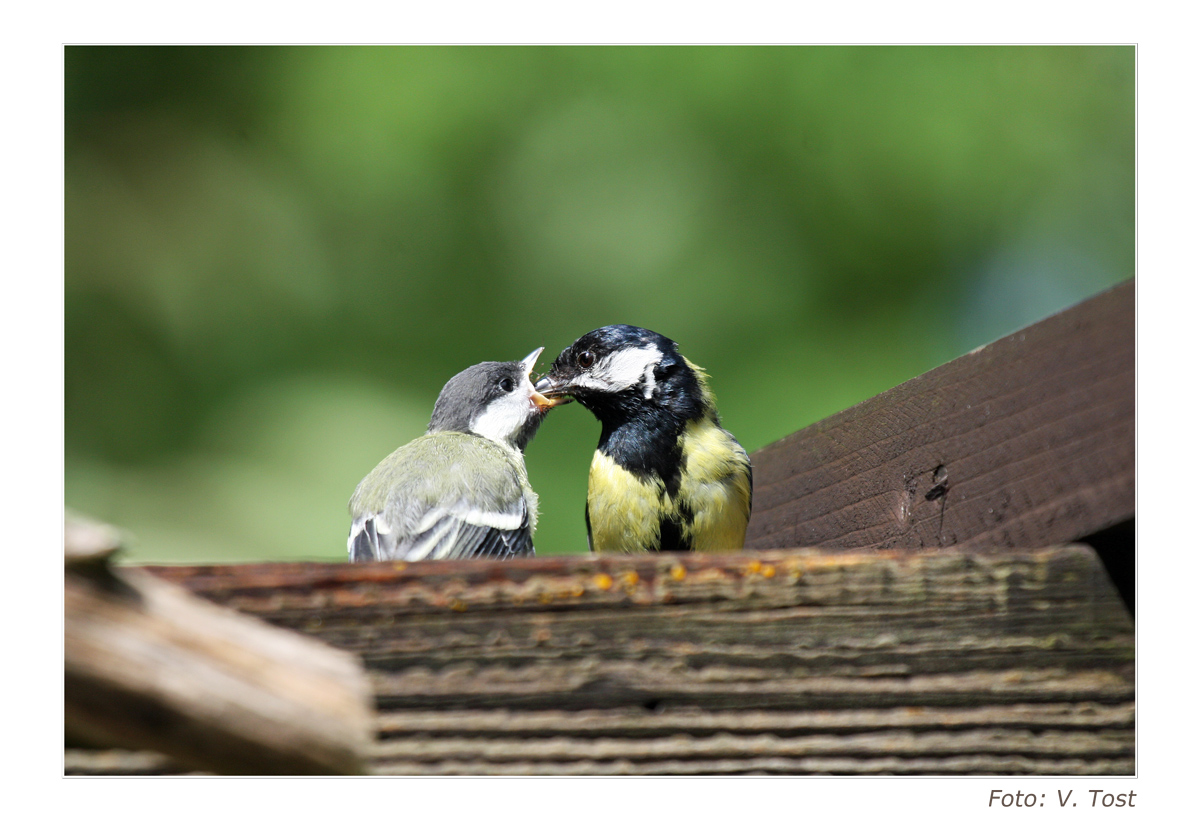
[746,281,1134,557]
[65,514,374,775]
[66,546,1135,776]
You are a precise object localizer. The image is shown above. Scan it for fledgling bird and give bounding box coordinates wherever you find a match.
[348,348,559,562]
[535,325,751,553]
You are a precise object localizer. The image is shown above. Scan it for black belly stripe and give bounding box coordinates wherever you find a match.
[662,450,684,499]
[657,516,691,552]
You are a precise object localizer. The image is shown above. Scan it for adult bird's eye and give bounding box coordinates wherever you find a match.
[499,377,515,393]
[577,350,595,368]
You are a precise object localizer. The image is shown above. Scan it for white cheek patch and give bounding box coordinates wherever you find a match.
[574,344,662,394]
[469,391,532,446]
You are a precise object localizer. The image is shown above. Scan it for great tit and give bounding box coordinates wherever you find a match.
[348,348,559,562]
[534,325,752,553]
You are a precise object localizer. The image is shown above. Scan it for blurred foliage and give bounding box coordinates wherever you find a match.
[64,46,1134,563]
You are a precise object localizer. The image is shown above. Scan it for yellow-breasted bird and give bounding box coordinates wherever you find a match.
[535,325,751,553]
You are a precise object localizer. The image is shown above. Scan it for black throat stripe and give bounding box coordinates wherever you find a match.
[598,415,686,497]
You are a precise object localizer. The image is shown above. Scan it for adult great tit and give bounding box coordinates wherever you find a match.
[534,325,752,553]
[348,348,560,562]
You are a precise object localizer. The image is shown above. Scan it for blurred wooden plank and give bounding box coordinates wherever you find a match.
[64,510,125,565]
[68,703,1135,775]
[65,515,375,775]
[371,727,1131,765]
[144,546,1133,775]
[373,702,1135,736]
[745,281,1134,555]
[368,753,1133,776]
[64,749,198,777]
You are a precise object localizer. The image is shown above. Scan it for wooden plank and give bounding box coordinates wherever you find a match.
[745,281,1134,555]
[367,753,1133,776]
[65,515,375,775]
[374,702,1135,736]
[371,728,1132,764]
[64,749,198,776]
[68,704,1134,776]
[139,546,1133,775]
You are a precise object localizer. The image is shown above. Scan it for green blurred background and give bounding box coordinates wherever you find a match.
[64,46,1134,563]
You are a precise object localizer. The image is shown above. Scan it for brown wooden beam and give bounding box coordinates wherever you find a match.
[131,546,1132,776]
[65,514,375,775]
[745,280,1134,554]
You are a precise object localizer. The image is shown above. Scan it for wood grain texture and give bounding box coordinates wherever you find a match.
[745,281,1134,554]
[65,520,375,775]
[122,547,1134,775]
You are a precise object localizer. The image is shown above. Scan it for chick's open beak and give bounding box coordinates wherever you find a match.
[521,347,544,377]
[522,348,569,409]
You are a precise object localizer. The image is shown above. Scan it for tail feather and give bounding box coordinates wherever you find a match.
[348,519,379,562]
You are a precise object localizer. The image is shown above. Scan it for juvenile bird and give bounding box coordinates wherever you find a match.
[535,325,751,553]
[348,348,559,562]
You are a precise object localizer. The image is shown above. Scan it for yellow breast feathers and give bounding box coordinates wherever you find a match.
[587,416,751,553]
[677,416,752,552]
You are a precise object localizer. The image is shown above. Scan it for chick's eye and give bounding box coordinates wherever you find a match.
[577,350,595,368]
[498,377,515,393]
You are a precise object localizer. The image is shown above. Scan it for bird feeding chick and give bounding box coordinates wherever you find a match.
[348,348,564,562]
[535,325,752,553]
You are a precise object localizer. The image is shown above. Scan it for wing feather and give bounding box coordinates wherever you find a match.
[347,433,536,562]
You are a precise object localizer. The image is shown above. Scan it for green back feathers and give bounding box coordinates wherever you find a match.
[350,432,533,523]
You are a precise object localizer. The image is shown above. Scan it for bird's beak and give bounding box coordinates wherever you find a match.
[523,348,569,409]
[533,373,573,406]
[521,347,544,378]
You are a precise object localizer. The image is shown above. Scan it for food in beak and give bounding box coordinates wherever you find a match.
[530,391,563,410]
[531,375,571,408]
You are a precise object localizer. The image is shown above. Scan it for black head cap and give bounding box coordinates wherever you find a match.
[538,325,708,427]
[551,324,676,368]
